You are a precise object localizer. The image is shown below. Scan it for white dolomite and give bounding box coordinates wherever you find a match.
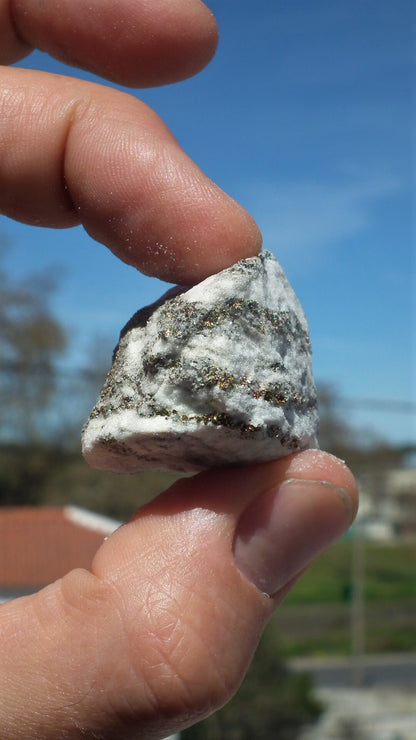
[82,250,319,472]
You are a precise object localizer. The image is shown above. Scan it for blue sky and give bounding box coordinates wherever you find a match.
[2,0,414,445]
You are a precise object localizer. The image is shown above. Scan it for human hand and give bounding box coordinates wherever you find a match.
[1,452,357,739]
[0,0,261,284]
[0,2,358,738]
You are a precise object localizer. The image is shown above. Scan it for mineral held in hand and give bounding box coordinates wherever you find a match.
[82,250,319,473]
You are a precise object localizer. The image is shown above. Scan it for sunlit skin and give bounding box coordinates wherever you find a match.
[0,2,358,738]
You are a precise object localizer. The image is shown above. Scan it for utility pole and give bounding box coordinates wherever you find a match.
[351,523,366,686]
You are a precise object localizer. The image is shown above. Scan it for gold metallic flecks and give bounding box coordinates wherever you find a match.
[98,409,302,448]
[154,297,310,348]
[88,345,317,423]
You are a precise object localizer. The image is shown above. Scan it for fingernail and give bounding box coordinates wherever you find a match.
[234,478,354,597]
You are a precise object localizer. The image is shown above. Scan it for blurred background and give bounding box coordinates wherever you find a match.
[1,1,414,737]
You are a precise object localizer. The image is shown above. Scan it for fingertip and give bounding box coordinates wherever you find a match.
[278,449,359,521]
[176,0,219,80]
[131,200,263,285]
[110,0,220,87]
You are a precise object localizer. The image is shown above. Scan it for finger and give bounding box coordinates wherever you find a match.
[0,67,261,284]
[2,0,218,85]
[0,1,32,63]
[0,450,358,739]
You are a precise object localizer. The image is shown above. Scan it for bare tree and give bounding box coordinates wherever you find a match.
[0,247,67,442]
[317,382,355,453]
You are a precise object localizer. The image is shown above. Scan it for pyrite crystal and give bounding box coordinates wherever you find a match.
[82,250,319,472]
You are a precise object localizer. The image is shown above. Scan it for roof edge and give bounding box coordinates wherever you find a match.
[64,506,121,535]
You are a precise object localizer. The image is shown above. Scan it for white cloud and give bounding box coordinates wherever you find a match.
[244,173,402,271]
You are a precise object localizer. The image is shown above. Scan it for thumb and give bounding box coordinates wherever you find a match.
[0,450,357,739]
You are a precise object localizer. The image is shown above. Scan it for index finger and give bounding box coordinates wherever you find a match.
[0,68,262,284]
[1,0,219,86]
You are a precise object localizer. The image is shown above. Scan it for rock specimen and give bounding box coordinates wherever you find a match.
[82,250,319,473]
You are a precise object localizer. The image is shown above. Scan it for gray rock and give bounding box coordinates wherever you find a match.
[82,250,319,472]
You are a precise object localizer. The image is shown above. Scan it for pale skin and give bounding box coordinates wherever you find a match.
[0,2,359,738]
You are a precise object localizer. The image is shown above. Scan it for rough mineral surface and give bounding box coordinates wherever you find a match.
[82,250,319,473]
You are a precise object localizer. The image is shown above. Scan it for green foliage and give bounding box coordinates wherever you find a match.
[40,454,180,520]
[183,631,323,740]
[363,542,416,599]
[274,597,416,658]
[0,443,180,518]
[271,538,416,657]
[0,444,67,506]
[283,540,416,604]
[365,608,416,653]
